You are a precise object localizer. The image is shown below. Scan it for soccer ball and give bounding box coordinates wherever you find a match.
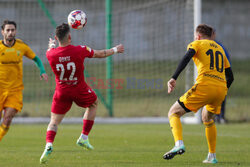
[67,10,87,29]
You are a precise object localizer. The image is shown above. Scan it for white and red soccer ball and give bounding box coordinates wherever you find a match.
[68,10,87,29]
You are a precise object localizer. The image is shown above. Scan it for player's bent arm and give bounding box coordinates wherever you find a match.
[171,48,196,80]
[33,56,46,75]
[33,56,48,82]
[93,44,124,58]
[225,67,234,88]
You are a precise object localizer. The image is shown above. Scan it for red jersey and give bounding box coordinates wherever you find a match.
[46,45,94,90]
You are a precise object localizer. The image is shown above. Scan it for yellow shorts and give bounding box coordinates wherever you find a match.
[179,84,227,115]
[0,90,23,112]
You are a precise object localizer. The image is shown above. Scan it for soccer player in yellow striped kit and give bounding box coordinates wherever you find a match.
[0,20,48,142]
[163,24,234,163]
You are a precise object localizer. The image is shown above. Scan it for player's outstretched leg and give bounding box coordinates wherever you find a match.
[164,103,186,160]
[40,113,63,164]
[163,145,185,160]
[40,143,53,164]
[203,152,218,164]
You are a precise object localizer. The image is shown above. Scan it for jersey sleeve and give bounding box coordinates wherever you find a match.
[81,45,94,58]
[24,44,36,59]
[187,41,199,56]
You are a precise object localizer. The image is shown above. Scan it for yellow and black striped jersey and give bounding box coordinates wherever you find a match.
[187,39,231,87]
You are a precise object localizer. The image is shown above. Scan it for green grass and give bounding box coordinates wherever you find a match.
[0,123,250,167]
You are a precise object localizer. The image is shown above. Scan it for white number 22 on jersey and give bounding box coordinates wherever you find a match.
[56,62,77,81]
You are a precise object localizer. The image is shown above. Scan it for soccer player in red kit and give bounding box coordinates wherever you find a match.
[40,23,124,164]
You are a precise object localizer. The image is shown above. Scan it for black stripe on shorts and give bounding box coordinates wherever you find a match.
[178,99,191,113]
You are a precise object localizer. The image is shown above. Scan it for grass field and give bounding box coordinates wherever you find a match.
[0,123,249,167]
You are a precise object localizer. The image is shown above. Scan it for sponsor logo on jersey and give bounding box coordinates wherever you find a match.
[203,73,224,81]
[1,60,20,64]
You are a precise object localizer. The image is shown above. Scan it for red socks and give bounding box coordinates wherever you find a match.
[45,120,94,144]
[46,130,56,143]
[82,120,94,135]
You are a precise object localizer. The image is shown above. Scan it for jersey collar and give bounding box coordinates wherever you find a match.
[2,39,16,47]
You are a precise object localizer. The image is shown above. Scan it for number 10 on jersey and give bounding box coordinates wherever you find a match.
[206,49,224,73]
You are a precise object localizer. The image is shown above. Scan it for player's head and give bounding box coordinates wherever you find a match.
[195,24,214,40]
[55,23,71,45]
[1,20,17,42]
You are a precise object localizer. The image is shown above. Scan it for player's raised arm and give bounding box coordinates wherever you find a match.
[48,38,56,50]
[93,44,124,58]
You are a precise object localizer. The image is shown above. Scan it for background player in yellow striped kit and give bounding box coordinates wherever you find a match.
[0,20,48,142]
[163,24,234,164]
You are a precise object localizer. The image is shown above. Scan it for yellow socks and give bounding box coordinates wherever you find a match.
[169,114,183,142]
[204,120,216,153]
[0,123,9,141]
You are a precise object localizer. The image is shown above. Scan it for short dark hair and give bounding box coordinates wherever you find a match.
[196,24,214,38]
[1,20,17,30]
[55,23,70,42]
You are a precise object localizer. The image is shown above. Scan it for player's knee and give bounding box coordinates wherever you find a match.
[168,108,176,118]
[168,111,182,119]
[168,102,184,118]
[3,115,15,126]
[202,115,213,123]
[203,120,215,127]
[202,113,214,123]
[168,110,173,118]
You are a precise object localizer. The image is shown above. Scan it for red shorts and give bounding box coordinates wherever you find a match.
[51,86,97,114]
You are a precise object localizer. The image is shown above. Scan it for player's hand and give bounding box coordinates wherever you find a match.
[167,78,176,94]
[115,44,124,53]
[48,38,56,50]
[40,73,48,82]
